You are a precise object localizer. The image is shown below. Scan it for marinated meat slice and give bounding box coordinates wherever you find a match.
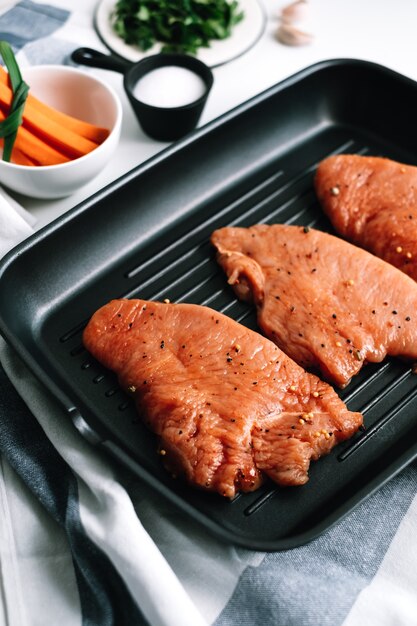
[83,298,362,497]
[315,154,417,280]
[211,224,417,387]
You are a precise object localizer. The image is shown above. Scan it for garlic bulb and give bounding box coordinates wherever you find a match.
[276,0,313,46]
[276,22,313,46]
[281,0,309,23]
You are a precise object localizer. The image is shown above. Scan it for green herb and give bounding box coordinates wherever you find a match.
[111,0,244,55]
[0,41,29,162]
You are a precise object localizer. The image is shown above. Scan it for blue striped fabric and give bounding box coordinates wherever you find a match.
[0,0,69,51]
[214,465,417,625]
[0,361,148,626]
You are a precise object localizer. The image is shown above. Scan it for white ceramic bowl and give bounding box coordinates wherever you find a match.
[0,65,122,199]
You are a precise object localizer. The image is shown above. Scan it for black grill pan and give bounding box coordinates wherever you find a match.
[1,59,417,551]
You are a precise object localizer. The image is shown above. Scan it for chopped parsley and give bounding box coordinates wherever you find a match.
[111,0,244,55]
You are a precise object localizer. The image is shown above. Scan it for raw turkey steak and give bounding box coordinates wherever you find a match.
[83,299,362,498]
[211,224,417,387]
[315,154,417,280]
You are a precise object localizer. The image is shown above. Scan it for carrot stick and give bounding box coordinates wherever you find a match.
[0,66,110,144]
[0,85,100,159]
[10,147,38,166]
[0,107,69,166]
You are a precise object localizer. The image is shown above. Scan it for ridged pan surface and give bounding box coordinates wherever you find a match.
[1,60,417,550]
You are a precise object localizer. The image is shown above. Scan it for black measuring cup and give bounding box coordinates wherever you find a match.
[71,47,214,141]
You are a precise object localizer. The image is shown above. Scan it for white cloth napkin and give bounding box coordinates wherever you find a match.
[0,338,207,626]
[0,186,35,257]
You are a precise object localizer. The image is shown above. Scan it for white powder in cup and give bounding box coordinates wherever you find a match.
[133,66,207,108]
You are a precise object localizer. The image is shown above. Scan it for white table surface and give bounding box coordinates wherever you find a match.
[2,5,417,626]
[9,0,417,230]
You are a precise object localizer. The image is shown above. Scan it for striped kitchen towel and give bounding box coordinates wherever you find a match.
[0,0,73,64]
[0,340,207,626]
[0,0,108,68]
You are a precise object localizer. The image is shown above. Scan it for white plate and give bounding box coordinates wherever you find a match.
[95,0,266,68]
